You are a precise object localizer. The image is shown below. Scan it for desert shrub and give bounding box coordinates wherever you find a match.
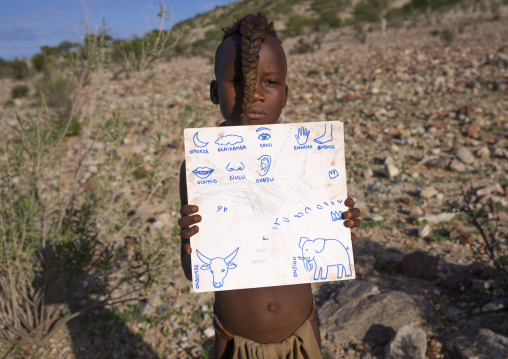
[31,53,49,72]
[11,85,30,99]
[403,0,464,12]
[286,15,315,36]
[385,7,405,27]
[291,36,321,54]
[319,10,342,28]
[439,27,454,45]
[354,0,389,23]
[0,5,181,349]
[11,58,30,80]
[34,69,76,124]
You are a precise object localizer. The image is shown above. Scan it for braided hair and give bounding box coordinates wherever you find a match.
[220,13,279,119]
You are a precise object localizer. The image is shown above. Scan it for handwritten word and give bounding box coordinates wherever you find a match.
[189,149,209,154]
[217,206,228,212]
[318,145,336,150]
[193,264,200,289]
[218,145,247,152]
[272,199,344,229]
[197,179,217,185]
[260,143,272,148]
[294,144,312,150]
[292,257,298,277]
[251,259,268,264]
[229,175,245,181]
[256,177,274,183]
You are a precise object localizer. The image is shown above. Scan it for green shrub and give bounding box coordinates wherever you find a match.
[11,58,30,79]
[319,10,342,28]
[286,15,315,36]
[31,53,49,72]
[354,0,389,23]
[11,85,30,99]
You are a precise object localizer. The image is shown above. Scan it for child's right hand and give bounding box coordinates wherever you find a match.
[178,204,201,254]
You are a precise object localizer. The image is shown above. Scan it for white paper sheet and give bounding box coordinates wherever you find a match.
[184,121,354,292]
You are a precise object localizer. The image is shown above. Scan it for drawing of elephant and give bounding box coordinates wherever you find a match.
[298,237,352,280]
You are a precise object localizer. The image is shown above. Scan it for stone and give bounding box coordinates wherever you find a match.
[322,290,429,345]
[384,155,395,166]
[469,311,508,336]
[456,147,475,164]
[385,163,400,179]
[476,183,504,197]
[442,272,472,292]
[140,302,155,316]
[466,123,479,138]
[363,167,374,178]
[443,328,508,359]
[409,206,424,218]
[402,251,438,279]
[384,325,427,359]
[422,156,451,169]
[418,224,432,238]
[449,158,466,172]
[476,146,490,159]
[419,187,438,198]
[203,327,215,338]
[471,279,494,291]
[355,254,376,276]
[417,212,455,224]
[481,298,508,313]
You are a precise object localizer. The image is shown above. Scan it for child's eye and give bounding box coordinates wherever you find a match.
[264,79,279,86]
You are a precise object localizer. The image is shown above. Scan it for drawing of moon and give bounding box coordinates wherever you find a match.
[193,132,209,148]
[257,155,271,177]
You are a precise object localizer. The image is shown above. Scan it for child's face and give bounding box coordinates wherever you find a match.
[210,35,288,126]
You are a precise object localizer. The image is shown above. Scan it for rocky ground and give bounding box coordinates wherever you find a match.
[1,12,507,359]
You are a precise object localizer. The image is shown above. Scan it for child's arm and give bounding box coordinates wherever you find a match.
[343,197,361,242]
[178,161,202,281]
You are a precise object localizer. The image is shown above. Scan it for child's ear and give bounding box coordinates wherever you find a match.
[210,80,219,105]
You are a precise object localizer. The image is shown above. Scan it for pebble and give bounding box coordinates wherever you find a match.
[456,147,475,164]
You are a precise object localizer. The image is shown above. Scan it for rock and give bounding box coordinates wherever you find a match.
[481,298,508,313]
[384,325,427,359]
[370,214,384,222]
[355,254,376,276]
[471,279,494,291]
[449,158,466,172]
[140,301,155,316]
[476,146,490,159]
[476,183,504,197]
[385,163,400,179]
[418,224,433,238]
[419,187,438,198]
[442,272,471,292]
[203,327,215,338]
[321,290,429,345]
[189,345,203,358]
[443,328,508,359]
[466,123,479,138]
[384,155,395,166]
[469,311,508,336]
[417,212,455,224]
[422,156,451,169]
[456,147,475,164]
[149,220,165,233]
[409,206,424,218]
[402,251,438,279]
[363,167,374,178]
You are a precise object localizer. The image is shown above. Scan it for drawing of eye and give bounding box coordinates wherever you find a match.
[192,166,214,179]
[258,132,271,141]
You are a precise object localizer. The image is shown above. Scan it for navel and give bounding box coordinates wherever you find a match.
[267,301,278,312]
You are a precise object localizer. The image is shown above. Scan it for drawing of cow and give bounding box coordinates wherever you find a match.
[196,248,239,288]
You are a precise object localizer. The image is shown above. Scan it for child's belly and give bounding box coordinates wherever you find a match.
[214,283,314,343]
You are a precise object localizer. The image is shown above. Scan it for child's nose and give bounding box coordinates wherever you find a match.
[253,79,265,102]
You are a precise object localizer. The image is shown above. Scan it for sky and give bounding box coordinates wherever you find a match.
[0,0,238,60]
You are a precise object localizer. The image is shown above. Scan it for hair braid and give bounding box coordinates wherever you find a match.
[221,13,278,117]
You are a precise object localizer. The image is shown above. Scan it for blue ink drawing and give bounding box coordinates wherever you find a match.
[331,211,343,221]
[328,169,339,179]
[258,155,271,176]
[217,206,228,212]
[226,162,245,172]
[196,248,239,288]
[295,126,310,145]
[256,127,272,141]
[314,124,333,144]
[263,236,269,241]
[216,134,244,146]
[192,166,214,179]
[193,132,209,148]
[298,237,352,280]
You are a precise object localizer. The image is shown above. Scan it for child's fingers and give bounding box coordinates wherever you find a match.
[180,204,199,216]
[344,219,361,228]
[342,208,361,219]
[351,233,356,243]
[184,242,192,254]
[345,197,355,207]
[178,214,202,229]
[181,225,199,239]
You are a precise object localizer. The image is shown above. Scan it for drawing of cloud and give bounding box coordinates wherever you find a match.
[215,134,244,146]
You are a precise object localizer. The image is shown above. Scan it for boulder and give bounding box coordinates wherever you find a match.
[443,328,508,359]
[402,251,438,279]
[384,325,427,359]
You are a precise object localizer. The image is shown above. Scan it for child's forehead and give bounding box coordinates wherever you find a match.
[215,34,286,76]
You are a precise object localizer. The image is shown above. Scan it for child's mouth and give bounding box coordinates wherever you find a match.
[246,110,266,120]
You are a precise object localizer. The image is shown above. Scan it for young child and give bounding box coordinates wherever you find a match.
[178,13,361,358]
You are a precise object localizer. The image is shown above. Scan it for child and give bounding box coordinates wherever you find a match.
[178,13,361,358]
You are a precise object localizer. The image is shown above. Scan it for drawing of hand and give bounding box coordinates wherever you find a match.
[295,126,310,145]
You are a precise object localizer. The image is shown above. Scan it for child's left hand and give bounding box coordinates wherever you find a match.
[343,197,361,242]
